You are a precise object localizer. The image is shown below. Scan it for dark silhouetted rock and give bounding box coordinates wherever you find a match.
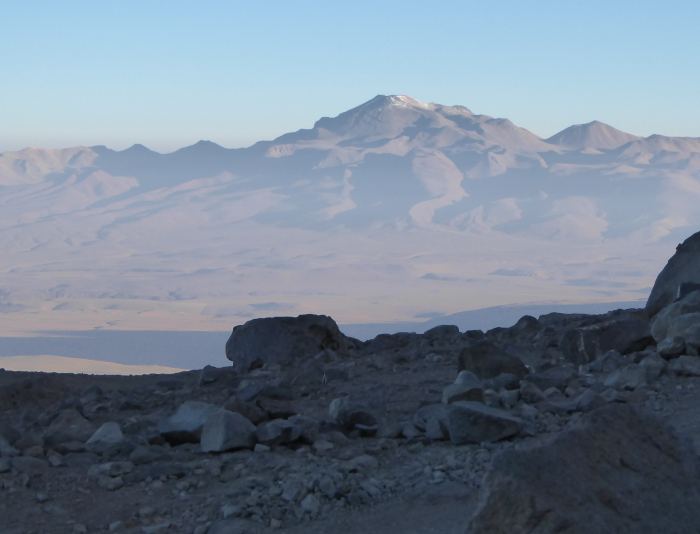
[647,231,700,316]
[226,314,350,372]
[559,310,651,365]
[468,404,700,534]
[457,341,527,380]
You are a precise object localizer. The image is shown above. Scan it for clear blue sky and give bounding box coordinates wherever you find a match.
[2,0,698,153]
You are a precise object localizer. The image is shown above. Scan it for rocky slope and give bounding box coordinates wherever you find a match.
[4,231,700,533]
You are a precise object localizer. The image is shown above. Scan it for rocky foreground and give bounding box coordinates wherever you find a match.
[4,232,700,534]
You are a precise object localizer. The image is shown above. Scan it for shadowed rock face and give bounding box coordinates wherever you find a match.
[647,231,700,316]
[468,403,700,534]
[225,314,351,372]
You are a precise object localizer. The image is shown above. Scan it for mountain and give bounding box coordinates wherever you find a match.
[0,95,698,332]
[545,120,643,150]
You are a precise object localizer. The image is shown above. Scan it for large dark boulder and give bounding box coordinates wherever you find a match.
[468,404,700,533]
[559,309,651,366]
[457,341,528,380]
[647,231,700,316]
[225,314,350,372]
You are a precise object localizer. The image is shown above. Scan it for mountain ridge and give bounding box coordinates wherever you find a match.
[0,94,698,329]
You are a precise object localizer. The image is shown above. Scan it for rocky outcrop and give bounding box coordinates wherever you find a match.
[647,231,700,316]
[225,314,352,372]
[468,404,700,533]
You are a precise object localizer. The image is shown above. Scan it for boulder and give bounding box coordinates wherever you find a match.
[523,366,577,391]
[519,381,546,404]
[446,401,522,445]
[223,396,268,425]
[468,404,700,534]
[457,341,528,380]
[650,290,700,341]
[603,364,647,390]
[42,409,96,448]
[329,395,378,432]
[585,349,627,373]
[157,401,219,445]
[200,410,256,452]
[85,422,125,455]
[225,314,350,372]
[647,231,700,316]
[442,371,484,404]
[559,310,651,366]
[413,404,449,434]
[669,355,700,377]
[255,419,302,446]
[666,312,700,353]
[657,336,686,359]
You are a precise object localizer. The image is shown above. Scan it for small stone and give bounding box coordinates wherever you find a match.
[253,443,271,453]
[447,401,523,445]
[0,458,10,473]
[141,521,170,534]
[109,521,125,532]
[73,524,88,534]
[221,504,242,518]
[139,506,155,518]
[35,492,49,503]
[604,364,647,390]
[270,518,282,529]
[98,475,124,491]
[312,439,334,452]
[300,494,321,516]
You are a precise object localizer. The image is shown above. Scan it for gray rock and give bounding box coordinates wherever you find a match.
[300,494,321,516]
[667,312,700,353]
[657,336,686,359]
[442,372,484,404]
[560,310,651,366]
[669,355,700,377]
[329,396,377,431]
[483,373,521,391]
[86,422,124,455]
[198,365,236,387]
[287,414,319,443]
[0,457,10,473]
[0,434,19,457]
[447,401,522,445]
[639,352,666,381]
[457,341,528,380]
[523,366,577,391]
[650,290,700,341]
[572,388,607,413]
[201,409,256,452]
[223,396,268,425]
[225,314,350,372]
[604,364,647,390]
[10,456,48,473]
[413,404,448,433]
[42,409,96,448]
[585,349,627,373]
[255,419,302,446]
[647,231,700,316]
[519,381,546,404]
[157,401,219,444]
[468,404,700,534]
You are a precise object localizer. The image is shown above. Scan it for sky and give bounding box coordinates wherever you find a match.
[1,0,699,154]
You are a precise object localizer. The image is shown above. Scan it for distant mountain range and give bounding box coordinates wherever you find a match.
[1,94,698,330]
